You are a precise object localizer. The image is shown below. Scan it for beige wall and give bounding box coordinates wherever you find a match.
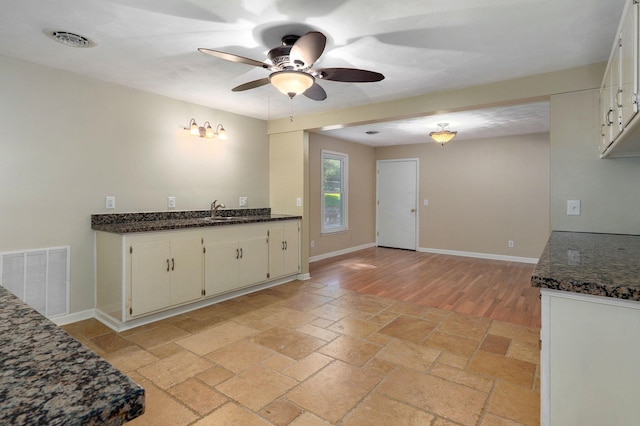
[308,133,376,258]
[376,134,550,258]
[0,56,269,314]
[550,89,640,233]
[273,63,634,264]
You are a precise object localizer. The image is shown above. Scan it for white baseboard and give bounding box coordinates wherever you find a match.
[418,247,539,264]
[309,243,376,263]
[94,275,299,332]
[51,309,95,326]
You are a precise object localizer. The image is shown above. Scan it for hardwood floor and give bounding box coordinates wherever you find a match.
[309,247,541,328]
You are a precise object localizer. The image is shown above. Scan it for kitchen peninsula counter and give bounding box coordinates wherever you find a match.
[0,286,144,425]
[532,231,640,425]
[531,230,640,300]
[91,208,301,234]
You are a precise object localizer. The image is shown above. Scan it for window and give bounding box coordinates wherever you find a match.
[321,150,348,233]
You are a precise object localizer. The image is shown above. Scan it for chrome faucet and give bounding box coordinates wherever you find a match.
[210,200,225,218]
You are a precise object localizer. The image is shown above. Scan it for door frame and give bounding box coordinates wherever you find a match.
[375,158,419,250]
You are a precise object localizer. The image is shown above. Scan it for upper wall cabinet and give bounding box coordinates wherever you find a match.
[600,0,640,158]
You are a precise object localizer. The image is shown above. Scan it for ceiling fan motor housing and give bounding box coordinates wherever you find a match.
[268,35,306,70]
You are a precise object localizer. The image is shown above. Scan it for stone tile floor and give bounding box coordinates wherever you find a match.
[63,280,540,425]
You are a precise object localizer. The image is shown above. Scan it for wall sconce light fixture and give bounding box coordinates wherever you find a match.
[185,118,227,139]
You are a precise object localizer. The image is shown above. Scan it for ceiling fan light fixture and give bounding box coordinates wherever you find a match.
[429,123,457,145]
[269,70,314,99]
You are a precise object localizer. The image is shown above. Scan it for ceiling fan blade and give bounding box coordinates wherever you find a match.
[315,68,385,82]
[290,31,327,67]
[232,78,270,92]
[198,48,270,69]
[303,82,327,101]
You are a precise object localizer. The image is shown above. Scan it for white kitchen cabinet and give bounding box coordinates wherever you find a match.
[129,235,203,317]
[95,229,204,324]
[268,220,300,279]
[540,289,640,425]
[600,0,640,157]
[203,223,269,297]
[619,3,638,129]
[95,218,300,331]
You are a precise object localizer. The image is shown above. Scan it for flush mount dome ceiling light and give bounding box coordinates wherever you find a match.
[429,123,458,145]
[44,30,97,48]
[198,30,384,101]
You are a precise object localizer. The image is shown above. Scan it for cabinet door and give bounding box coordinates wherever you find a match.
[611,40,623,140]
[268,227,285,279]
[269,222,300,279]
[620,2,638,128]
[204,241,239,295]
[170,238,203,305]
[238,236,269,286]
[600,65,615,152]
[130,240,171,317]
[282,222,300,276]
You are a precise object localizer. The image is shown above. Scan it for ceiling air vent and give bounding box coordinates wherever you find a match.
[44,30,97,48]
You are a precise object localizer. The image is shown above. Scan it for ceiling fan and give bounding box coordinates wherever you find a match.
[198,31,384,101]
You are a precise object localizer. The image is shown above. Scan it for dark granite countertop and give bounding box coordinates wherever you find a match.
[91,208,301,234]
[0,287,144,425]
[531,231,640,301]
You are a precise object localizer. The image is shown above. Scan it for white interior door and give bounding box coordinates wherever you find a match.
[377,159,418,250]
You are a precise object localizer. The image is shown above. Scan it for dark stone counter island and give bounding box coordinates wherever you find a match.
[0,287,144,425]
[531,231,640,301]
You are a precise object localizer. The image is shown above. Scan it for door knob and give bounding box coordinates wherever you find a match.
[411,208,415,213]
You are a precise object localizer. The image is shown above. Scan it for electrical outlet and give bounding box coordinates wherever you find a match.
[311,240,315,248]
[423,199,429,206]
[167,196,176,209]
[239,196,248,207]
[567,249,581,265]
[296,197,302,207]
[567,200,581,215]
[508,240,514,248]
[105,196,115,209]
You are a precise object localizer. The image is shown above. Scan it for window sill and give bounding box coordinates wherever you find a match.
[321,228,349,236]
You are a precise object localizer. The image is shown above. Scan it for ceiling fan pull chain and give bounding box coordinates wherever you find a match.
[289,97,294,122]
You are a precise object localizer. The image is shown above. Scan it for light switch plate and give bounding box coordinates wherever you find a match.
[239,196,248,207]
[567,200,581,216]
[105,196,115,209]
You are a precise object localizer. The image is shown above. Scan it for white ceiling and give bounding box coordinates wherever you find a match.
[0,0,625,145]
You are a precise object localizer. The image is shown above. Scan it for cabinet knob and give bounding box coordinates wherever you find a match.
[166,259,170,272]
